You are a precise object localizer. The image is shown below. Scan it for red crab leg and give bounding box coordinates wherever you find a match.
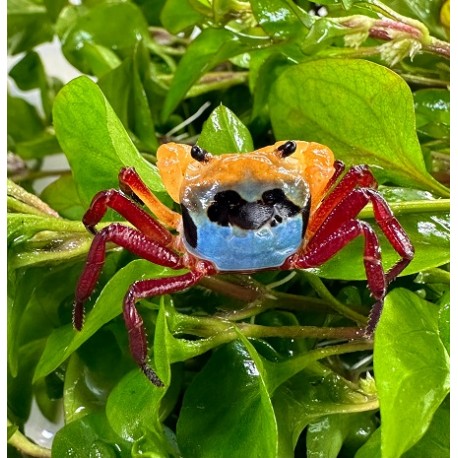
[286,187,414,334]
[83,189,173,246]
[308,164,377,236]
[119,167,181,230]
[123,271,204,386]
[322,160,346,195]
[73,223,184,331]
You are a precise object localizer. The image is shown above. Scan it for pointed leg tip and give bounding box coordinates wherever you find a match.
[72,301,84,331]
[141,364,165,387]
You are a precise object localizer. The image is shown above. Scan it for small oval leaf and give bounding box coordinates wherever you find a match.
[269,59,449,197]
[197,105,254,154]
[53,76,164,207]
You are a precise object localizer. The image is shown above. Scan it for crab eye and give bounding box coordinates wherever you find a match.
[278,141,297,158]
[191,145,210,162]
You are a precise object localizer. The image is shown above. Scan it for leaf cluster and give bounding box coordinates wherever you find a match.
[7,0,450,457]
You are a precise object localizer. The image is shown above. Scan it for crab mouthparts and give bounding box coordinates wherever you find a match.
[206,188,301,230]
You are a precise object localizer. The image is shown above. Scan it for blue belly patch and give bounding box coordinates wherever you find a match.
[184,216,303,271]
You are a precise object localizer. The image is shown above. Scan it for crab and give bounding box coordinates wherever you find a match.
[73,140,414,387]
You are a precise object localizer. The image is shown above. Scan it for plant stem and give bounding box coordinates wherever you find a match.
[397,73,449,87]
[200,275,367,321]
[175,311,365,341]
[239,323,365,340]
[268,340,376,394]
[7,420,51,458]
[359,198,450,219]
[7,180,60,217]
[301,272,368,325]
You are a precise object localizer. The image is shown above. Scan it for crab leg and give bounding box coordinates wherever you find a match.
[123,271,204,386]
[322,160,345,195]
[83,189,173,245]
[286,186,413,334]
[73,223,184,331]
[308,164,377,235]
[119,167,181,230]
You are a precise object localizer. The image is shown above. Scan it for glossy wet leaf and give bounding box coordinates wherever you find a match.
[250,0,306,38]
[56,0,149,76]
[63,328,130,423]
[355,396,450,458]
[176,340,278,458]
[306,412,377,458]
[403,395,450,458]
[269,59,449,197]
[273,362,378,457]
[33,260,184,381]
[105,365,182,457]
[414,88,450,139]
[7,269,40,376]
[374,288,450,457]
[53,76,164,207]
[8,340,45,423]
[197,105,254,154]
[52,412,131,457]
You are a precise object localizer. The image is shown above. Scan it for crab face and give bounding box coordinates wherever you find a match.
[156,141,336,271]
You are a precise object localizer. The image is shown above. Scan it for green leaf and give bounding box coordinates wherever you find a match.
[56,0,149,76]
[414,88,450,139]
[374,288,450,457]
[160,0,205,33]
[8,333,45,419]
[437,291,450,355]
[43,0,67,22]
[33,260,183,381]
[355,397,450,458]
[176,340,278,458]
[14,131,62,159]
[306,412,377,458]
[8,50,56,120]
[403,395,450,458]
[105,365,181,457]
[53,76,164,207]
[98,41,159,152]
[355,428,382,458]
[309,188,449,280]
[269,59,449,197]
[40,174,86,220]
[197,105,254,154]
[250,51,292,120]
[272,362,378,457]
[7,93,44,144]
[63,330,128,423]
[250,0,306,38]
[7,0,54,54]
[162,28,257,120]
[52,412,131,457]
[7,213,92,270]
